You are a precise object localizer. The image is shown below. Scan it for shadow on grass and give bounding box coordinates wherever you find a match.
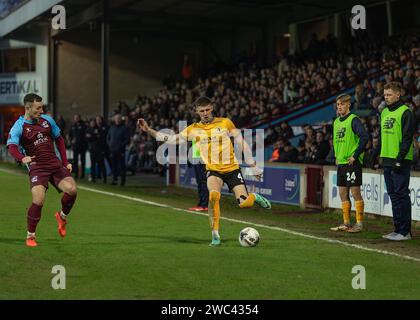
[72,232,210,245]
[0,237,24,245]
[0,237,67,246]
[72,232,266,247]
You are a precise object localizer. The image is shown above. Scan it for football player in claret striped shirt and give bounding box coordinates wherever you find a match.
[330,94,369,233]
[7,94,77,247]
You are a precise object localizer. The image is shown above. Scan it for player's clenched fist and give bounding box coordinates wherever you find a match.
[22,156,35,165]
[137,118,149,132]
[66,163,72,173]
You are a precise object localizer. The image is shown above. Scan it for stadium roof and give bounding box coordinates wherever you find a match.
[110,0,378,24]
[0,0,63,37]
[3,0,383,38]
[0,0,30,19]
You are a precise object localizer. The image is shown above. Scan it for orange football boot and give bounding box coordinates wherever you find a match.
[55,212,67,238]
[26,236,37,247]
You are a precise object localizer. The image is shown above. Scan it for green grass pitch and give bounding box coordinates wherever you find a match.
[1,164,420,299]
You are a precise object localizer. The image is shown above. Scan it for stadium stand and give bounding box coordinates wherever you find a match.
[56,32,420,176]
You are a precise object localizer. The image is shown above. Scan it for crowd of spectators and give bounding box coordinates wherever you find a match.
[55,32,420,178]
[267,44,420,170]
[56,112,162,184]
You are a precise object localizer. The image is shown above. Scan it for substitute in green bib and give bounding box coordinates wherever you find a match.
[378,82,414,241]
[331,94,369,233]
[188,138,209,212]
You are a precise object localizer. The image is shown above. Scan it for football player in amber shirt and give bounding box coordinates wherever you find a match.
[138,96,271,246]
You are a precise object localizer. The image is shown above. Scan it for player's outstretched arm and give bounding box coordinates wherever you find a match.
[137,118,183,144]
[232,130,263,181]
[233,130,256,166]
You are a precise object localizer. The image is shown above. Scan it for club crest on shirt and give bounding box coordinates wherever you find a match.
[31,176,38,183]
[26,127,31,133]
[42,121,49,128]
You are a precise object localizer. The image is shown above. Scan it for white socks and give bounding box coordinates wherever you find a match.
[27,231,35,238]
[60,211,67,220]
[212,230,220,239]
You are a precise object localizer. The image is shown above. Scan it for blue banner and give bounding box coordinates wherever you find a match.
[179,165,300,206]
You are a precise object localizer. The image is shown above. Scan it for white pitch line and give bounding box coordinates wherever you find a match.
[0,168,418,263]
[78,185,420,263]
[1,166,419,263]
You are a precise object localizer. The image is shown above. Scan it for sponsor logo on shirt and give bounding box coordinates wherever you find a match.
[383,117,396,130]
[336,127,346,139]
[34,132,49,146]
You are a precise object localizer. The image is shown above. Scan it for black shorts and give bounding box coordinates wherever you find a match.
[207,169,247,192]
[337,162,363,187]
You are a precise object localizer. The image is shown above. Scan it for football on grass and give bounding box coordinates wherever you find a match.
[239,227,260,247]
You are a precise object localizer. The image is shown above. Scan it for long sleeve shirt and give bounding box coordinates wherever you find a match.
[375,100,414,167]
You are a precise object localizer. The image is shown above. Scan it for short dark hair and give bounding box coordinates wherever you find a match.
[384,81,402,93]
[193,96,212,109]
[24,93,42,105]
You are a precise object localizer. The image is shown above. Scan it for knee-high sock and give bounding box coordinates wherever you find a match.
[342,200,351,224]
[61,193,77,215]
[238,193,256,208]
[209,191,221,231]
[27,203,42,233]
[355,200,364,223]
